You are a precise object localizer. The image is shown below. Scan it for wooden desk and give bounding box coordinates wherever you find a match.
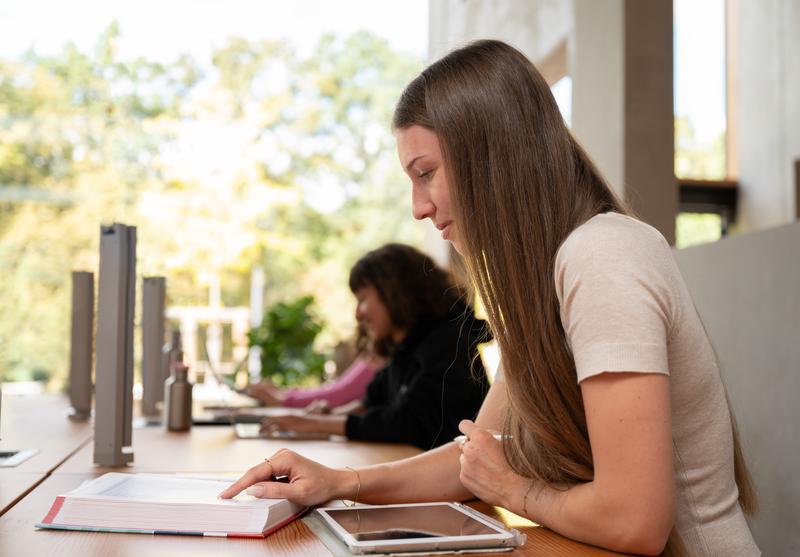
[0,474,622,557]
[0,394,93,473]
[0,394,92,515]
[55,424,421,474]
[0,472,46,517]
[1,400,624,556]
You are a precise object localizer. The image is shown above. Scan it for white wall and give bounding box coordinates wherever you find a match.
[428,0,572,63]
[734,0,800,232]
[675,221,800,557]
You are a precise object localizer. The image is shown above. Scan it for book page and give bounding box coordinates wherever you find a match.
[68,473,278,507]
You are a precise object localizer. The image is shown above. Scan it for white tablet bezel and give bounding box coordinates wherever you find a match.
[316,502,520,554]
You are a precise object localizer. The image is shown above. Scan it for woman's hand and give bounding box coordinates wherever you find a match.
[244,380,284,406]
[457,420,530,511]
[218,449,354,506]
[261,414,347,436]
[304,399,332,414]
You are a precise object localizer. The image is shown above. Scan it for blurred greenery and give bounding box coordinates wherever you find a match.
[248,295,326,386]
[674,116,726,247]
[0,23,423,386]
[676,213,723,249]
[675,115,726,180]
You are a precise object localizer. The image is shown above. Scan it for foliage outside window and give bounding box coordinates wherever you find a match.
[0,24,423,386]
[675,213,722,249]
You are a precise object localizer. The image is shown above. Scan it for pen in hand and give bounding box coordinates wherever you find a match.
[453,434,509,444]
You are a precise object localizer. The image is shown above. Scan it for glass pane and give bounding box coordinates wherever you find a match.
[674,0,727,179]
[676,213,723,248]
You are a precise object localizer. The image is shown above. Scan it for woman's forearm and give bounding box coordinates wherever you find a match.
[331,379,509,505]
[334,442,472,504]
[507,480,670,556]
[501,374,675,556]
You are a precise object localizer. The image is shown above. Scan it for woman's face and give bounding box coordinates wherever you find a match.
[354,284,395,342]
[395,125,461,253]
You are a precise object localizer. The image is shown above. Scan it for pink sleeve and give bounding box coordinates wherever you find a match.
[281,358,379,408]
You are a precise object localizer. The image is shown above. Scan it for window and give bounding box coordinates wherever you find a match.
[674,0,734,248]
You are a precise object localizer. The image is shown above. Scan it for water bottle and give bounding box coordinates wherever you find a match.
[162,329,182,388]
[164,351,193,432]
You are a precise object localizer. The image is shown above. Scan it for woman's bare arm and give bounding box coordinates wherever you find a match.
[220,377,508,505]
[458,372,675,556]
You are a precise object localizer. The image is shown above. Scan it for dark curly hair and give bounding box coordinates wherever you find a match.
[349,243,468,356]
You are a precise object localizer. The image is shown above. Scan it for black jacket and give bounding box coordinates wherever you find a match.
[345,306,490,449]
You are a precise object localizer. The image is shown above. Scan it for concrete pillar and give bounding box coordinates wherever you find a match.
[571,0,677,244]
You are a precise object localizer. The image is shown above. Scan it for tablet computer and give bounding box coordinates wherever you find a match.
[316,502,525,555]
[234,422,332,440]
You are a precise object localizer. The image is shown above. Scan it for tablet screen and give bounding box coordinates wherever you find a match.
[323,504,499,541]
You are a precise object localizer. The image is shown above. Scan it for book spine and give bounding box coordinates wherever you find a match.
[153,530,203,536]
[37,523,238,537]
[41,496,66,524]
[257,506,311,538]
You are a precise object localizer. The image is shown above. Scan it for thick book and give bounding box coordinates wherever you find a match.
[36,473,306,538]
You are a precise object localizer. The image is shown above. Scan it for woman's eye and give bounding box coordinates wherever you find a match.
[418,170,433,180]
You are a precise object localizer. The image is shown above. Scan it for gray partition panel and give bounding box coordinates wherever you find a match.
[675,221,800,557]
[93,223,136,467]
[141,277,166,418]
[68,271,94,420]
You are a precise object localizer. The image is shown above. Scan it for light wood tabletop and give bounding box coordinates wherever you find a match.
[0,395,625,556]
[0,394,93,474]
[55,423,422,474]
[0,472,46,517]
[0,394,92,515]
[0,473,624,557]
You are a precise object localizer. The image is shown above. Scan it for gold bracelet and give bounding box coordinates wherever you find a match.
[522,480,536,517]
[343,466,361,507]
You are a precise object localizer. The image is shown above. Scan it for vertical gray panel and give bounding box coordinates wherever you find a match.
[122,227,136,448]
[68,271,94,420]
[675,222,800,556]
[141,277,166,418]
[94,223,135,467]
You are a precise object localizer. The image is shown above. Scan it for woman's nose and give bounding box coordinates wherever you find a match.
[411,186,434,221]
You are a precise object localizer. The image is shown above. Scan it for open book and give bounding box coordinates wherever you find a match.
[37,473,306,538]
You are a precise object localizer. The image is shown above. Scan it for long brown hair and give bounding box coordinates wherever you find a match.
[393,39,755,555]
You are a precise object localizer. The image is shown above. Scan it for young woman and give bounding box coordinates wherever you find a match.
[221,41,759,556]
[256,243,491,450]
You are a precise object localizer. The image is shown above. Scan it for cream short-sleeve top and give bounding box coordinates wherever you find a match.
[498,212,759,556]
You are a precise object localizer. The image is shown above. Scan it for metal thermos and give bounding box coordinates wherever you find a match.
[164,353,193,432]
[162,329,183,387]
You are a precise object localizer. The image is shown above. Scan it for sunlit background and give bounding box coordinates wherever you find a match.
[0,0,728,391]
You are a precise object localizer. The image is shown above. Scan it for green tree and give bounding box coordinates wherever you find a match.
[675,115,726,180]
[0,24,423,386]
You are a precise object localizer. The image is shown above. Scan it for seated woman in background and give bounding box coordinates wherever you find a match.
[243,333,386,413]
[258,243,491,450]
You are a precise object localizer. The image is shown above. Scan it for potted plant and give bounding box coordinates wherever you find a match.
[247,295,326,386]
